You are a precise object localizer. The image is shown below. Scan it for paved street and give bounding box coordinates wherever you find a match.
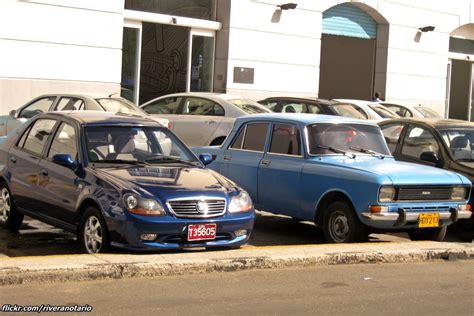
[1,261,473,315]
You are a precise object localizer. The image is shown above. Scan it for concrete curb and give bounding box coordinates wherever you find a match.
[1,243,473,286]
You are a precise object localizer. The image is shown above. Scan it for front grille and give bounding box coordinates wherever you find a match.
[397,186,453,201]
[167,198,226,218]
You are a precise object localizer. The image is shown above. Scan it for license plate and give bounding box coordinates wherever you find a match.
[418,213,440,228]
[187,224,216,241]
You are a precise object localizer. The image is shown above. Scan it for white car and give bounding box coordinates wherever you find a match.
[0,93,169,136]
[332,99,400,121]
[140,92,271,146]
[380,102,442,119]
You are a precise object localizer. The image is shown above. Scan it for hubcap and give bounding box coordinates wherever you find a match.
[329,210,350,242]
[0,188,11,222]
[84,216,103,254]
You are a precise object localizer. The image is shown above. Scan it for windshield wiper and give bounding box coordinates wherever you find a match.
[316,145,355,159]
[144,155,200,167]
[349,146,386,159]
[92,159,147,165]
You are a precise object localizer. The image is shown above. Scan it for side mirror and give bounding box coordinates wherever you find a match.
[9,110,16,118]
[420,151,442,167]
[52,154,78,169]
[199,153,215,166]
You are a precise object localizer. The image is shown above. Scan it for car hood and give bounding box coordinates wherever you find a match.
[315,156,468,185]
[92,165,238,201]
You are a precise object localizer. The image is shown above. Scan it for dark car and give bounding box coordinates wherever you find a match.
[258,97,367,120]
[0,111,254,253]
[379,118,474,241]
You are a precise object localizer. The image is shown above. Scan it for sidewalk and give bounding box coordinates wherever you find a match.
[1,241,472,285]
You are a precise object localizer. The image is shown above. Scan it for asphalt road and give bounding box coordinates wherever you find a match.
[0,211,469,257]
[1,261,473,315]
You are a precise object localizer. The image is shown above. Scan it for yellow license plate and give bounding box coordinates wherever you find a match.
[418,213,440,228]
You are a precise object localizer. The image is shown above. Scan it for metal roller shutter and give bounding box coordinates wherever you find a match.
[322,3,377,39]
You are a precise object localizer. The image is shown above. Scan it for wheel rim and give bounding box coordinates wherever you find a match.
[328,210,350,242]
[0,188,11,222]
[84,216,103,254]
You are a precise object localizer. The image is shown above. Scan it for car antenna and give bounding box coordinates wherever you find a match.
[108,92,119,98]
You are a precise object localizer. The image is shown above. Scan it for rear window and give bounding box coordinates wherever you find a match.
[229,99,269,114]
[328,103,367,119]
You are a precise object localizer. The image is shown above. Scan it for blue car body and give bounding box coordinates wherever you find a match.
[193,114,472,240]
[0,112,254,251]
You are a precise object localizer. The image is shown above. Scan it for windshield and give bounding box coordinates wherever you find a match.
[416,107,442,118]
[440,129,474,165]
[85,126,198,165]
[96,98,146,116]
[307,123,391,156]
[370,105,399,118]
[328,103,367,119]
[228,99,270,114]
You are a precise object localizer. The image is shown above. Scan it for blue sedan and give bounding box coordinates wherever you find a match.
[193,113,472,243]
[0,111,254,253]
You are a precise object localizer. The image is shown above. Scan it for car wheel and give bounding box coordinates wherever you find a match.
[408,226,447,242]
[0,183,24,231]
[323,201,366,243]
[79,207,110,254]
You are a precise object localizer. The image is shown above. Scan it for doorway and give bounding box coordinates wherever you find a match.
[448,60,473,121]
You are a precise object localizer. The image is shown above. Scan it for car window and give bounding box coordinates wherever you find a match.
[383,104,413,118]
[142,97,181,114]
[21,119,57,156]
[18,97,56,119]
[370,105,399,118]
[281,102,304,113]
[48,123,78,161]
[328,103,367,119]
[401,125,439,159]
[55,97,85,111]
[269,124,301,156]
[308,104,322,114]
[260,100,278,112]
[228,99,269,114]
[416,107,442,118]
[380,123,404,153]
[440,129,474,163]
[230,123,269,152]
[182,98,224,116]
[97,98,145,115]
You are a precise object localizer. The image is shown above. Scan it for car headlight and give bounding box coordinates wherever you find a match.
[379,186,396,202]
[229,191,253,213]
[123,193,165,216]
[451,186,468,201]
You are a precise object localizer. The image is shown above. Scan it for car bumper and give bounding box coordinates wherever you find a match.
[361,207,472,228]
[107,211,255,251]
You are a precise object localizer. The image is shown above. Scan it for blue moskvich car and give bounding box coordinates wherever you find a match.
[193,114,472,243]
[0,111,254,253]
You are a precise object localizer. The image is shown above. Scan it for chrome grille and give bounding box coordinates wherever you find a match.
[167,199,226,218]
[397,186,453,201]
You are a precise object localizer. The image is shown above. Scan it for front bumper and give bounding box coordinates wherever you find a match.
[361,207,472,227]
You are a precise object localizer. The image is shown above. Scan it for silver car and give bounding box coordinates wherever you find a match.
[140,92,271,146]
[0,93,169,136]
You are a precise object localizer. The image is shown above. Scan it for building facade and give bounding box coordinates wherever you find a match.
[1,0,473,119]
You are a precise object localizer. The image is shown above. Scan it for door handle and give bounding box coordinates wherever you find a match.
[10,156,16,163]
[40,169,48,176]
[205,120,217,124]
[223,155,231,161]
[261,159,271,166]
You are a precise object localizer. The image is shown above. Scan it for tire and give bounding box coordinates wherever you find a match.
[0,183,24,231]
[79,207,110,254]
[408,226,447,242]
[323,201,366,243]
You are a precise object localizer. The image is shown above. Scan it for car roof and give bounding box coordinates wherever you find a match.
[379,117,474,129]
[45,111,158,126]
[148,92,252,101]
[333,99,380,106]
[236,113,377,126]
[260,96,333,105]
[36,92,120,100]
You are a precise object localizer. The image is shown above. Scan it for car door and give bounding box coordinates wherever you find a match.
[258,123,303,216]
[5,96,56,136]
[36,121,82,226]
[380,122,406,155]
[219,122,270,204]
[8,118,58,213]
[398,124,442,166]
[171,97,225,146]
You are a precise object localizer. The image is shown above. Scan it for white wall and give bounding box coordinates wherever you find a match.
[0,0,124,114]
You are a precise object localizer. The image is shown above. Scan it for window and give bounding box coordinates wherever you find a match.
[143,97,182,114]
[328,103,367,119]
[269,124,301,156]
[308,104,323,114]
[401,125,439,159]
[260,100,278,112]
[383,104,412,118]
[48,123,78,161]
[229,99,268,114]
[18,97,55,119]
[21,119,57,156]
[55,97,85,111]
[380,123,404,153]
[230,123,269,152]
[182,98,224,116]
[281,102,304,113]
